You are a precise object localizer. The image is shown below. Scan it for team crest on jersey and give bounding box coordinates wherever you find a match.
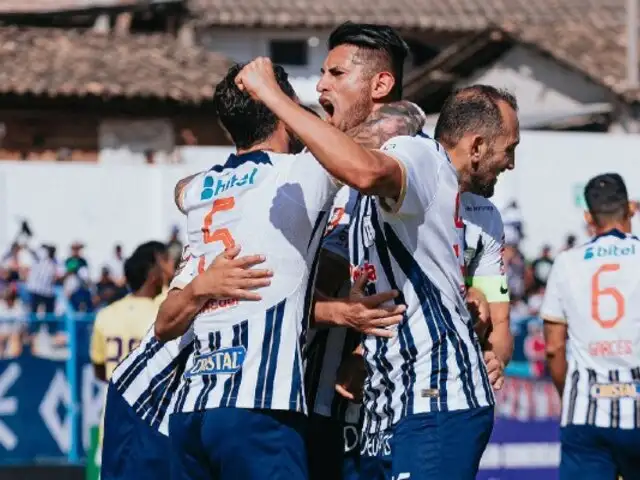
[185,346,247,377]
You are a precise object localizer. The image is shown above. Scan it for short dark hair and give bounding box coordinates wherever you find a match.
[213,63,296,149]
[328,22,409,100]
[584,173,630,226]
[124,245,160,292]
[434,85,518,147]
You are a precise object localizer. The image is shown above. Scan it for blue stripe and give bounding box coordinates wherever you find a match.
[263,300,286,409]
[175,337,201,413]
[462,306,493,405]
[308,211,329,250]
[368,203,416,417]
[148,343,194,428]
[254,305,277,408]
[115,339,162,394]
[227,321,249,407]
[220,323,242,406]
[384,223,479,410]
[194,332,221,411]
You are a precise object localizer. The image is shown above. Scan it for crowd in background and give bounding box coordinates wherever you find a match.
[0,226,184,358]
[0,204,581,360]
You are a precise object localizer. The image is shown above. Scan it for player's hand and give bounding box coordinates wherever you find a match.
[483,350,505,391]
[335,347,366,402]
[193,246,272,301]
[338,274,406,338]
[235,57,282,102]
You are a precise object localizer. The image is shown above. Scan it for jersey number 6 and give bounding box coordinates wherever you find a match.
[591,263,625,329]
[202,197,236,248]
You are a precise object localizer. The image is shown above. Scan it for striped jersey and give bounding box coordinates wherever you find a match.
[306,186,362,423]
[109,245,196,435]
[461,193,509,303]
[172,150,339,415]
[540,229,640,429]
[350,134,493,434]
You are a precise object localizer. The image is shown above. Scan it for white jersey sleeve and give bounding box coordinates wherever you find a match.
[169,244,196,290]
[539,252,567,323]
[462,194,509,303]
[378,134,444,216]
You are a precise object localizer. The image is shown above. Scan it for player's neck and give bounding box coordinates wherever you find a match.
[444,146,472,191]
[131,284,157,300]
[236,139,288,156]
[593,223,631,236]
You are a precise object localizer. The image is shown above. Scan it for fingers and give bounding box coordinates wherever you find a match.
[229,290,263,301]
[232,277,272,289]
[361,290,400,307]
[488,370,502,385]
[364,305,406,319]
[230,254,268,270]
[351,273,369,295]
[363,327,395,339]
[239,269,274,279]
[493,376,504,391]
[367,314,404,328]
[335,384,355,401]
[222,245,242,260]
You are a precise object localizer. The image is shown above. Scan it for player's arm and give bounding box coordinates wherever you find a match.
[154,246,272,342]
[235,59,426,201]
[89,312,107,382]
[467,221,514,365]
[539,256,568,397]
[174,172,200,214]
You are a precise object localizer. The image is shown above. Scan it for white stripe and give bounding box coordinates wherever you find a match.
[479,443,560,469]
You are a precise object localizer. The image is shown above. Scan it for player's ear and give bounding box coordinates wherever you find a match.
[584,211,595,229]
[468,134,485,168]
[370,71,395,101]
[628,201,637,217]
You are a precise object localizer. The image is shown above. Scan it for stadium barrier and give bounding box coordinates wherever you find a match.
[0,313,561,478]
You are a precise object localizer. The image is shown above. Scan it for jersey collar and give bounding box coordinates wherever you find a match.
[591,228,627,242]
[210,151,272,173]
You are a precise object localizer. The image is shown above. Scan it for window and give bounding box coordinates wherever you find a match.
[269,40,308,66]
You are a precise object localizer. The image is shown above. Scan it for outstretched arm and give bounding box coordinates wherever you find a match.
[235,58,426,200]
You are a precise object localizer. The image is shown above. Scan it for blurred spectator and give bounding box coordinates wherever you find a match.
[0,283,26,319]
[65,241,89,275]
[563,234,577,251]
[94,266,126,308]
[531,244,554,289]
[1,242,30,283]
[64,266,94,313]
[26,245,62,315]
[0,284,27,358]
[144,149,155,165]
[502,201,524,246]
[503,244,526,300]
[105,244,126,286]
[167,227,183,266]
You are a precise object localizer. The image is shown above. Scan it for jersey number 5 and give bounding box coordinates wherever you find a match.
[591,263,625,328]
[202,197,236,248]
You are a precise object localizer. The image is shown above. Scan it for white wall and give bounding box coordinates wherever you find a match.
[2,132,640,267]
[0,147,234,271]
[465,45,612,112]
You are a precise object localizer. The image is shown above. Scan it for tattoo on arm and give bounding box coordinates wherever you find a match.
[347,101,426,149]
[174,173,200,213]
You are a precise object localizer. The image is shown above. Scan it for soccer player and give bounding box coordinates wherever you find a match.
[101,244,272,480]
[236,55,519,478]
[541,173,640,480]
[162,59,412,480]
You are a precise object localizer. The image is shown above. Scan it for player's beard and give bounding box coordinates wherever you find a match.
[335,91,372,133]
[469,150,498,198]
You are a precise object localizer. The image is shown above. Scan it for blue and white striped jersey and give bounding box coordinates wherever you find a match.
[541,229,640,429]
[306,186,362,423]
[172,150,339,415]
[350,134,494,434]
[110,246,196,435]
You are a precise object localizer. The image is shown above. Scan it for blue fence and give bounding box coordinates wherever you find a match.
[0,314,104,465]
[0,313,560,477]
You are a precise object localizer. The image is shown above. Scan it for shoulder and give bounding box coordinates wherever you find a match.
[462,194,503,233]
[174,171,205,214]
